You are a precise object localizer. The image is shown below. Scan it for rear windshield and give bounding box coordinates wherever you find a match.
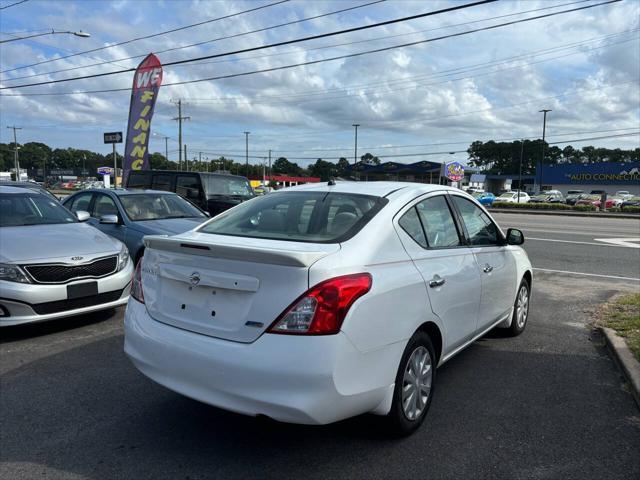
[202,175,253,197]
[198,191,387,243]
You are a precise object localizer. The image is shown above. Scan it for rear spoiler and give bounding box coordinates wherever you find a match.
[143,235,337,268]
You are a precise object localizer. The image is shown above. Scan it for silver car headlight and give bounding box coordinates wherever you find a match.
[0,263,31,283]
[117,245,130,271]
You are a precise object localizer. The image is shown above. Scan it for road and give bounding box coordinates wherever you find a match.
[1,213,639,479]
[493,212,640,280]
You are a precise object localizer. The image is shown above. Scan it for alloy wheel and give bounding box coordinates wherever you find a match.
[401,346,433,421]
[516,285,529,329]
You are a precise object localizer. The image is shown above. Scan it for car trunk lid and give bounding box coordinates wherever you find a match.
[141,232,340,342]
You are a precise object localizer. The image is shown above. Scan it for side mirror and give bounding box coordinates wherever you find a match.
[76,210,90,222]
[506,228,524,245]
[100,214,119,224]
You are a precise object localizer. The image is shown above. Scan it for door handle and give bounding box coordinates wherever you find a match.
[429,275,446,288]
[483,264,493,273]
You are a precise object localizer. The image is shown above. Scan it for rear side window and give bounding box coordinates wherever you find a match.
[152,174,173,192]
[176,176,201,200]
[416,196,461,248]
[127,172,151,189]
[398,208,427,248]
[199,191,387,243]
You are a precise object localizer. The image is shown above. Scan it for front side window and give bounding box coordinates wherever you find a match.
[451,196,500,246]
[68,193,93,213]
[415,196,461,248]
[92,194,119,218]
[199,191,387,243]
[0,193,77,227]
[176,176,201,201]
[120,194,206,221]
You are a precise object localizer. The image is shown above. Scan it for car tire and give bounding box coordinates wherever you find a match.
[385,331,436,436]
[507,278,530,336]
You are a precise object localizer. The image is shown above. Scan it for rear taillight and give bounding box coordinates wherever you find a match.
[131,258,144,304]
[268,273,372,335]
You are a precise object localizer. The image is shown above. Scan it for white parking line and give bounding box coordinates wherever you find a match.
[527,237,633,248]
[533,268,640,282]
[593,237,640,249]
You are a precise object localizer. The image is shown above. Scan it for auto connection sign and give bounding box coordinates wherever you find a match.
[123,53,163,183]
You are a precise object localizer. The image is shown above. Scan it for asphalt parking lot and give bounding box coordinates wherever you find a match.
[1,213,639,480]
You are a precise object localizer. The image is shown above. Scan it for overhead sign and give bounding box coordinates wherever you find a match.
[103,132,123,144]
[97,166,114,176]
[445,161,465,182]
[123,53,163,184]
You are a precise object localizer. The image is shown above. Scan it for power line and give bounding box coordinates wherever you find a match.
[0,0,28,10]
[0,0,289,74]
[178,34,637,107]
[1,0,623,96]
[0,0,497,90]
[1,0,590,83]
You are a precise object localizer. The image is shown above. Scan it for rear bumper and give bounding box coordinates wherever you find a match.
[124,299,399,424]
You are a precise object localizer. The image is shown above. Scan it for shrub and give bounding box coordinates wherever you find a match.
[572,204,596,211]
[620,206,640,214]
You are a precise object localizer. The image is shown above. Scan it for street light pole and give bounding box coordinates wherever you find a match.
[0,29,91,44]
[244,131,250,177]
[518,139,525,203]
[352,124,360,166]
[539,109,551,191]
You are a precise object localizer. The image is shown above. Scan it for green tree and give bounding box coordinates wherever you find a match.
[360,152,380,165]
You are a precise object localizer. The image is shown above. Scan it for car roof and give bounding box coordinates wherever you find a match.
[77,188,177,196]
[275,181,459,197]
[0,185,43,194]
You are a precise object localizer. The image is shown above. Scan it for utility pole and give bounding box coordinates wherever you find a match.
[199,151,202,171]
[268,149,272,187]
[172,99,190,169]
[164,136,169,163]
[518,139,525,203]
[6,126,22,181]
[112,144,117,187]
[539,109,551,191]
[244,131,250,177]
[184,145,188,171]
[352,124,360,166]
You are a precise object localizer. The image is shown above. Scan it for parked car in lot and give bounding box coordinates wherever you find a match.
[0,186,132,326]
[63,189,209,266]
[496,191,530,203]
[124,182,532,435]
[620,196,640,210]
[575,195,616,209]
[125,170,255,217]
[0,180,60,202]
[473,191,495,206]
[565,191,587,205]
[528,190,564,203]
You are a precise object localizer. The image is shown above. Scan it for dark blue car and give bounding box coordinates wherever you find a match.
[62,189,208,265]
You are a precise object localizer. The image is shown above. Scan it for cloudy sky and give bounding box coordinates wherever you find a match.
[0,0,638,167]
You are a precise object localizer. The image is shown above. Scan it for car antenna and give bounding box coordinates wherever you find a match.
[327,178,336,186]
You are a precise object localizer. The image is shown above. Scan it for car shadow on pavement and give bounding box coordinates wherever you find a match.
[0,308,117,344]
[1,328,639,480]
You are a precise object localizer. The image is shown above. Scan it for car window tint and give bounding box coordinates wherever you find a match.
[451,196,499,246]
[398,207,427,248]
[68,193,93,213]
[199,192,386,243]
[127,172,152,189]
[93,194,119,218]
[176,176,201,200]
[415,196,461,248]
[152,174,173,192]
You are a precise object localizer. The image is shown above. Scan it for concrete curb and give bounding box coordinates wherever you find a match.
[489,208,640,219]
[599,326,640,410]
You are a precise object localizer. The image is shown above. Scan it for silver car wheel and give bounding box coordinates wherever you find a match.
[401,346,433,421]
[516,284,529,329]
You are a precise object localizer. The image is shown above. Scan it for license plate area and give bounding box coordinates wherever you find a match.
[67,281,98,299]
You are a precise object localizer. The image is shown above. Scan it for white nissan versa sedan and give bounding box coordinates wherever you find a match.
[124,182,532,435]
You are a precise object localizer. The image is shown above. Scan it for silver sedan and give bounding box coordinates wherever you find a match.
[0,185,132,326]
